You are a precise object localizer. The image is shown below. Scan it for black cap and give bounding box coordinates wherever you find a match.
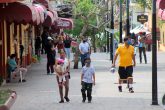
[124,37,128,42]
[10,54,16,59]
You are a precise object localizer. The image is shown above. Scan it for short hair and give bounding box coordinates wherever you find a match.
[142,32,146,35]
[10,54,16,59]
[124,37,128,42]
[85,57,91,61]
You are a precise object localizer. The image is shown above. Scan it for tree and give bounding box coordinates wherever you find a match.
[63,0,113,68]
[136,0,152,10]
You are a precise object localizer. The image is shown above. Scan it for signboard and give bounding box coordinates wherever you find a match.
[57,20,70,27]
[105,28,117,34]
[57,18,73,29]
[137,14,148,24]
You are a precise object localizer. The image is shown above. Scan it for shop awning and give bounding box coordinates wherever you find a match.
[43,11,54,27]
[157,0,165,9]
[158,9,163,18]
[33,0,49,8]
[158,9,165,20]
[50,10,58,21]
[162,11,165,20]
[33,4,47,24]
[0,2,39,24]
[0,0,23,3]
[33,6,41,25]
[56,18,73,29]
[157,0,161,9]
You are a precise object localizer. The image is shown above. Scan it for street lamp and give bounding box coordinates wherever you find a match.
[126,0,130,36]
[110,0,114,63]
[152,0,158,105]
[119,0,122,43]
[106,0,110,53]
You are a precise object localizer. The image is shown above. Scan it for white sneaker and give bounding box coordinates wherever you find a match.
[52,72,56,75]
[47,73,51,75]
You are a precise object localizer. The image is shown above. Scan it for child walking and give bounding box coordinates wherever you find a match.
[55,59,66,85]
[81,58,95,103]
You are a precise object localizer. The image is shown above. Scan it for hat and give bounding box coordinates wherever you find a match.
[139,32,143,35]
[47,37,53,40]
[57,58,64,64]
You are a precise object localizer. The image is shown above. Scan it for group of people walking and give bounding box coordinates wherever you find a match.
[35,27,73,75]
[79,37,95,103]
[37,28,96,103]
[34,28,149,103]
[55,37,95,103]
[7,26,149,103]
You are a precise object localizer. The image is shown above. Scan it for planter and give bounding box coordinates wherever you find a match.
[0,91,17,110]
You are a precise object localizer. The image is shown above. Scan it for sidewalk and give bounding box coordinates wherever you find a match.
[1,52,165,110]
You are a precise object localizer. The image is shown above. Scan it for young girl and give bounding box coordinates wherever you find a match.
[55,59,66,84]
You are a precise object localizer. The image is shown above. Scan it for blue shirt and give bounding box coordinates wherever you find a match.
[82,65,95,83]
[8,59,17,72]
[79,42,90,54]
[138,36,145,47]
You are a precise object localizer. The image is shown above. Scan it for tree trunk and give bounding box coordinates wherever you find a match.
[80,24,88,37]
[73,46,79,69]
[93,35,96,53]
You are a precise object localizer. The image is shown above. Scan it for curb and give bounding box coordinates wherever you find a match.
[0,91,17,110]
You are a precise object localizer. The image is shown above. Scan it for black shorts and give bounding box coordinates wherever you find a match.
[118,66,133,79]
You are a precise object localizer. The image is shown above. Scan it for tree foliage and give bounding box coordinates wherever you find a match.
[64,0,108,37]
[136,0,152,10]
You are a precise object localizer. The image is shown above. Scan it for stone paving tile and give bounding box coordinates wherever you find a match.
[1,52,164,110]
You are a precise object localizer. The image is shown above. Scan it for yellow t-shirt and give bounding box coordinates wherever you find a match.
[116,44,134,67]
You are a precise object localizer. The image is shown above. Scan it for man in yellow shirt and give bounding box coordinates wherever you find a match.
[112,37,136,93]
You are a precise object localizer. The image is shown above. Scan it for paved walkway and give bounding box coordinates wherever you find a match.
[2,52,165,110]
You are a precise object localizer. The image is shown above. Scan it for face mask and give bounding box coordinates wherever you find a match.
[83,40,86,43]
[127,40,132,45]
[60,63,64,66]
[86,61,91,66]
[60,55,65,59]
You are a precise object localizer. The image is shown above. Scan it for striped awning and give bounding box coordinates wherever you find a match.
[0,0,23,3]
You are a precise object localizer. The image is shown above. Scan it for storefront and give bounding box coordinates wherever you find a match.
[0,1,58,81]
[0,0,61,82]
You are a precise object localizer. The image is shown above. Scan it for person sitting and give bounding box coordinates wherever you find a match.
[7,54,27,83]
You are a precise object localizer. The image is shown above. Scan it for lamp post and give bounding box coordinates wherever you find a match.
[126,0,130,36]
[106,0,110,53]
[110,0,114,63]
[152,0,158,105]
[119,0,122,43]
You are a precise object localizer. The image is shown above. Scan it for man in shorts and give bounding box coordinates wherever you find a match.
[112,37,136,93]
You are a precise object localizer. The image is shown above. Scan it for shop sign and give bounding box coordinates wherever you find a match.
[57,20,70,27]
[137,14,148,24]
